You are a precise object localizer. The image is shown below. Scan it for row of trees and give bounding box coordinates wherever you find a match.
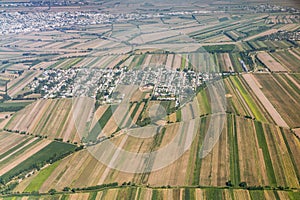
[225,180,293,190]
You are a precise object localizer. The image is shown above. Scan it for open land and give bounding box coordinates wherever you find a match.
[0,1,299,199]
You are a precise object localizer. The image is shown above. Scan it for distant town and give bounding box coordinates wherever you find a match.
[0,2,298,35]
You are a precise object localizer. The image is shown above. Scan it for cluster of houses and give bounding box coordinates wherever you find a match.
[262,30,300,41]
[243,4,299,13]
[73,68,123,104]
[29,69,77,98]
[115,66,213,105]
[30,66,218,107]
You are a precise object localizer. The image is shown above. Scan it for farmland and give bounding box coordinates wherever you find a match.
[11,114,300,193]
[256,52,287,72]
[4,99,80,143]
[251,73,300,128]
[0,1,299,199]
[0,131,77,185]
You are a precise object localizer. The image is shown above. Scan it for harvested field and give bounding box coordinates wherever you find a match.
[13,112,300,193]
[165,54,174,69]
[31,61,56,70]
[253,73,300,128]
[243,74,288,127]
[256,52,287,72]
[149,54,167,67]
[271,51,300,72]
[262,123,299,187]
[172,54,182,70]
[244,29,278,41]
[235,117,269,186]
[5,99,81,143]
[217,53,234,72]
[0,131,30,156]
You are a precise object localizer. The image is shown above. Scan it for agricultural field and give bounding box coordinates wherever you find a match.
[247,40,294,51]
[4,99,81,143]
[0,1,300,199]
[225,76,271,123]
[119,51,254,73]
[0,131,77,185]
[270,50,300,72]
[256,52,287,72]
[251,73,300,128]
[0,101,33,112]
[12,113,300,193]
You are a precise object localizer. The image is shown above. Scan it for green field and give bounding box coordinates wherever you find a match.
[88,105,115,141]
[0,101,33,112]
[230,76,266,122]
[0,141,77,183]
[203,44,236,53]
[24,160,62,192]
[254,121,277,186]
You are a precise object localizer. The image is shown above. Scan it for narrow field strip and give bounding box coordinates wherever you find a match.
[242,74,288,127]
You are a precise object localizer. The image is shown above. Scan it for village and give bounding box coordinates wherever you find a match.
[29,66,217,105]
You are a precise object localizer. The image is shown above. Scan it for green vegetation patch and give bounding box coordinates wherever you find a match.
[203,44,236,53]
[61,58,83,70]
[229,53,242,72]
[254,121,277,186]
[249,190,265,200]
[47,59,66,69]
[0,101,33,112]
[151,189,163,200]
[288,191,300,200]
[192,117,207,185]
[197,88,211,115]
[24,160,62,192]
[176,109,182,122]
[219,17,229,22]
[0,141,77,184]
[88,105,115,141]
[228,114,240,186]
[181,54,186,70]
[184,188,195,200]
[230,76,266,122]
[205,188,223,200]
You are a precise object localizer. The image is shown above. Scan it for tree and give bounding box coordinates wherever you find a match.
[48,189,56,195]
[0,177,5,184]
[239,182,247,188]
[226,180,233,187]
[63,187,70,191]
